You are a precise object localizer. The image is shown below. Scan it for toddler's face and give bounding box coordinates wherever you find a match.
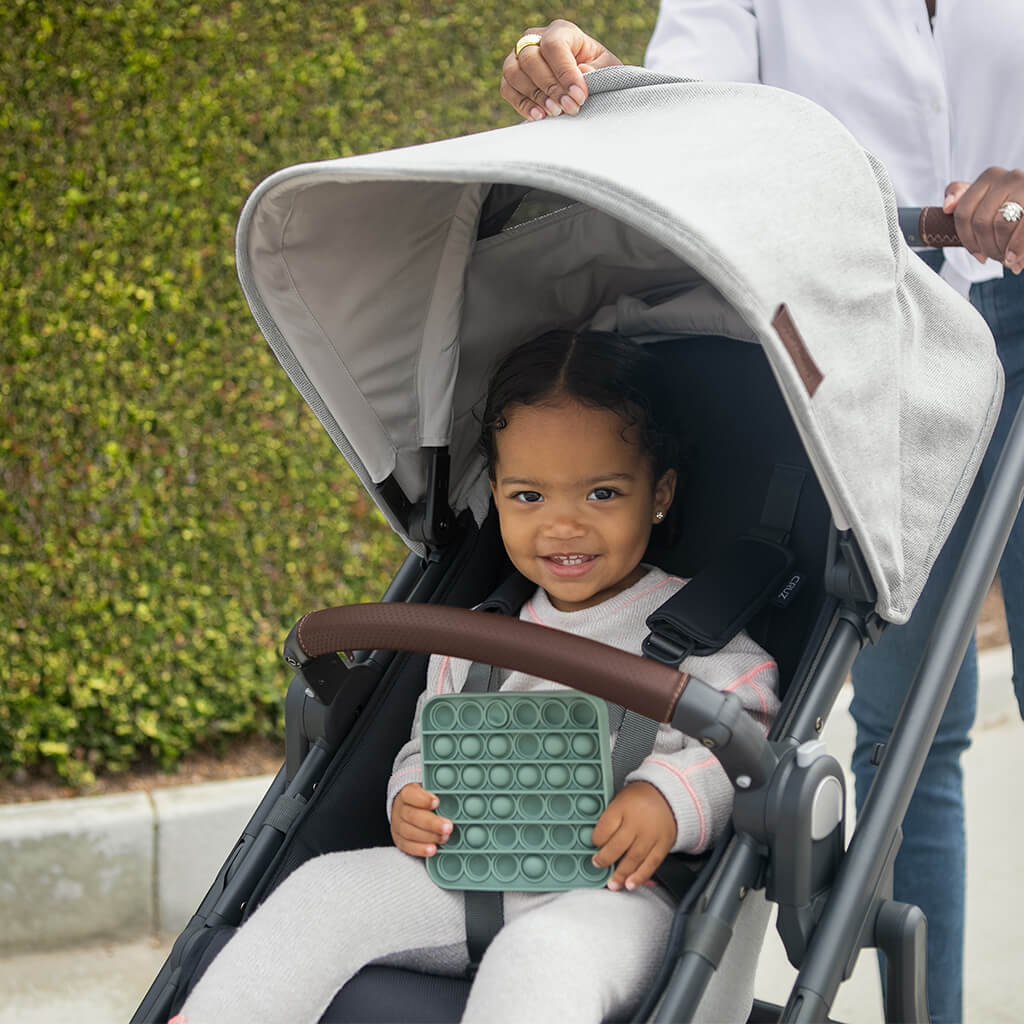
[490,399,675,613]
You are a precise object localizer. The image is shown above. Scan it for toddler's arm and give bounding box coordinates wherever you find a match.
[626,632,779,856]
[386,654,458,817]
[386,653,468,855]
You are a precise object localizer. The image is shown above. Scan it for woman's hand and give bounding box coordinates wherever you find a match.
[390,783,453,858]
[943,167,1024,275]
[590,781,677,891]
[500,19,622,121]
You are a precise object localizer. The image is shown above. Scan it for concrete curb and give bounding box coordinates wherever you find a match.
[0,774,275,954]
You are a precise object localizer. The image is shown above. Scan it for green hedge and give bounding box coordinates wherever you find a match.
[1,1,657,785]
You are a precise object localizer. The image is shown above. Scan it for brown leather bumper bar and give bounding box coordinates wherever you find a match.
[284,602,779,788]
[288,602,689,723]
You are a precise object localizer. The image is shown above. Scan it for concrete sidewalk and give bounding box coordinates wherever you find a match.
[0,648,1020,1022]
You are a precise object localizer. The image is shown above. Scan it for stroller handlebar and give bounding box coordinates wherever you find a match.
[285,602,777,788]
[898,206,962,248]
[289,602,687,722]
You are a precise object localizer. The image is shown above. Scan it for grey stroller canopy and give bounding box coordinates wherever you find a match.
[235,67,1001,625]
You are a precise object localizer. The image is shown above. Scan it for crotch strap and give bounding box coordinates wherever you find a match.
[460,650,507,976]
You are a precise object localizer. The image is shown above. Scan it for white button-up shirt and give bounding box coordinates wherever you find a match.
[645,0,1024,292]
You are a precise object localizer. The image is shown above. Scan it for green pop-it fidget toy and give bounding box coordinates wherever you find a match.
[422,691,613,891]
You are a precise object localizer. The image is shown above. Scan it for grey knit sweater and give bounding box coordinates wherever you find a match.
[387,567,779,855]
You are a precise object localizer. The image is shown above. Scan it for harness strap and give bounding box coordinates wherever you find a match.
[463,660,499,693]
[643,464,803,665]
[751,464,806,546]
[459,572,534,972]
[610,709,661,792]
[463,890,505,977]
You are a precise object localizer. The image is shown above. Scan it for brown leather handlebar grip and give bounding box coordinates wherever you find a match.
[918,207,961,247]
[899,207,962,248]
[292,603,689,723]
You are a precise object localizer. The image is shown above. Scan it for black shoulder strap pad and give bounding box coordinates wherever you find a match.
[644,464,806,666]
[475,571,537,616]
[463,572,536,693]
[644,535,794,665]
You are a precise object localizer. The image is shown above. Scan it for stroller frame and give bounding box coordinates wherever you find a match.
[133,68,1018,1023]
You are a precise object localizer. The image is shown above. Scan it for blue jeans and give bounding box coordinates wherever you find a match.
[849,256,1024,1023]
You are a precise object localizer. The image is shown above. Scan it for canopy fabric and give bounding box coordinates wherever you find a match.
[235,67,1001,625]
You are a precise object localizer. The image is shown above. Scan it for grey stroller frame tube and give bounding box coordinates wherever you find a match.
[648,612,866,1023]
[782,395,1024,1022]
[782,611,869,747]
[650,833,767,1022]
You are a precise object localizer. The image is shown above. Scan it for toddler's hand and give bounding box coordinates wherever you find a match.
[390,783,453,858]
[590,781,676,891]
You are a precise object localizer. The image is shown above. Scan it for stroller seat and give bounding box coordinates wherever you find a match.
[136,68,1004,1024]
[166,331,835,1024]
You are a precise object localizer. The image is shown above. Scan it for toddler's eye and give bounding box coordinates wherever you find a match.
[588,487,619,501]
[512,491,543,504]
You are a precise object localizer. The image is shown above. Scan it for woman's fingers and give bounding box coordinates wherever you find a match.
[970,177,1006,265]
[949,178,988,261]
[500,28,584,118]
[500,20,621,120]
[1004,221,1024,275]
[943,181,971,213]
[500,63,559,121]
[946,167,1024,270]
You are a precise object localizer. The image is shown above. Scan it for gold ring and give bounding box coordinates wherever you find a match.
[515,33,543,57]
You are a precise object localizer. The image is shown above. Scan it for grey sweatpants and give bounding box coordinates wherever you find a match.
[178,847,768,1024]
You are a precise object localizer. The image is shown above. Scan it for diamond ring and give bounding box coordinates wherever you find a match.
[998,200,1024,224]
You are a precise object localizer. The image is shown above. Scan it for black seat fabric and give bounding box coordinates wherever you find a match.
[646,335,830,689]
[321,966,471,1023]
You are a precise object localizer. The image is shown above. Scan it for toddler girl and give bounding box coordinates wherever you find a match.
[177,329,779,1024]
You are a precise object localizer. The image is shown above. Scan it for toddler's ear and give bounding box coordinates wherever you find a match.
[654,468,677,512]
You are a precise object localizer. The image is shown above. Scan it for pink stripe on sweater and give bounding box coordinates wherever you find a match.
[646,755,718,850]
[434,656,451,696]
[390,765,420,785]
[524,600,545,626]
[722,659,776,721]
[619,575,685,608]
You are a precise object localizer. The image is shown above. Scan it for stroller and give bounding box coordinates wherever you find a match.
[134,68,1014,1022]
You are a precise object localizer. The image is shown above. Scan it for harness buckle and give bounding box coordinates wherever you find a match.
[641,631,694,668]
